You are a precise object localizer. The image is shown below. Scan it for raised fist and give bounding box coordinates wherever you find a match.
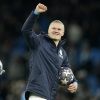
[35,3,47,13]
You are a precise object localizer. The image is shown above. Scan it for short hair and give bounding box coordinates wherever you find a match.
[50,20,64,25]
[50,20,65,31]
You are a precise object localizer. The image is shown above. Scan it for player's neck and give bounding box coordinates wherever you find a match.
[54,40,60,47]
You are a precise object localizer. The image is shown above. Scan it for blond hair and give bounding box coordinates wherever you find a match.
[50,20,65,31]
[51,20,64,25]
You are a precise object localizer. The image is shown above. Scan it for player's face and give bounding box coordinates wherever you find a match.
[48,22,64,41]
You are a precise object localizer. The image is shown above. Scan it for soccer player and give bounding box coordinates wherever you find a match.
[21,3,78,100]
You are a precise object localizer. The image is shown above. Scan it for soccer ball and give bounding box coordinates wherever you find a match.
[0,60,5,75]
[59,67,74,85]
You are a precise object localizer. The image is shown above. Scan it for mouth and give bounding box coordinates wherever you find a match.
[53,32,60,35]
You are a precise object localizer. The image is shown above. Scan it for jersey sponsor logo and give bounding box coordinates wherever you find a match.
[58,49,63,59]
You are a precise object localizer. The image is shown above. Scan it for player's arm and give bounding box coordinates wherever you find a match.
[21,3,47,48]
[61,52,78,93]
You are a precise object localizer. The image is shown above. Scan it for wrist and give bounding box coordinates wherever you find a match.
[34,9,40,15]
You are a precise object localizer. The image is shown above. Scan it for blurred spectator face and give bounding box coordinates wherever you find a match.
[68,24,82,43]
[48,21,64,41]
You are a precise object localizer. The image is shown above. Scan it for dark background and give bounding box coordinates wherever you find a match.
[0,0,100,100]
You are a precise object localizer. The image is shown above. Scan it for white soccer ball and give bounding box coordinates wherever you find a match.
[0,60,3,68]
[0,60,5,75]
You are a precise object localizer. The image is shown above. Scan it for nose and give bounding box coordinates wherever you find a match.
[54,28,59,32]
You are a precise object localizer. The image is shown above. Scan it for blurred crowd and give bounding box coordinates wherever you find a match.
[0,0,100,100]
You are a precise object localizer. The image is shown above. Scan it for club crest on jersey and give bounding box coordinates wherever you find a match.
[58,49,63,59]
